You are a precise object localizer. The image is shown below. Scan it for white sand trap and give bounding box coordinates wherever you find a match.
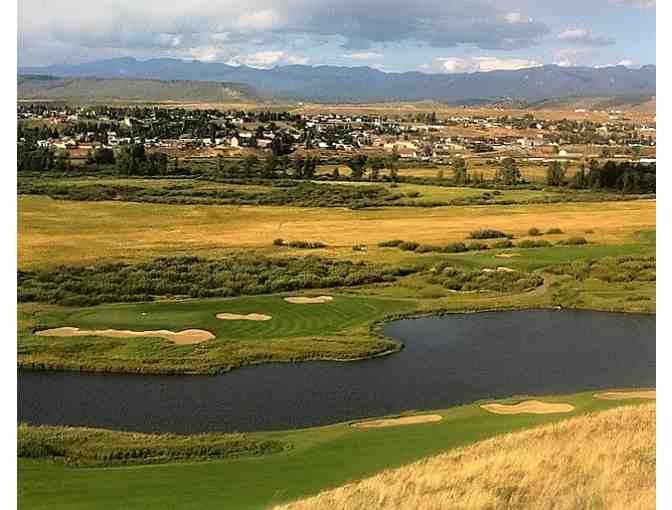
[482,268,495,273]
[496,253,520,258]
[284,296,334,304]
[497,267,515,272]
[594,390,656,400]
[352,414,443,429]
[481,400,575,415]
[216,313,272,321]
[35,327,214,345]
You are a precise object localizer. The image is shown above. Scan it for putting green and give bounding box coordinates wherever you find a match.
[19,294,417,374]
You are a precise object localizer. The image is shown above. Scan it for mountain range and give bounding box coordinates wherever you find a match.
[19,57,656,104]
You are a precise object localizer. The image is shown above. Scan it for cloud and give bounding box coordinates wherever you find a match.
[232,50,308,68]
[428,56,540,73]
[611,0,655,7]
[343,52,384,60]
[558,27,614,46]
[19,0,550,65]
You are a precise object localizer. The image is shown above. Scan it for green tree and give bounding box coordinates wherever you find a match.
[452,158,468,184]
[498,157,521,185]
[347,154,368,180]
[546,161,567,186]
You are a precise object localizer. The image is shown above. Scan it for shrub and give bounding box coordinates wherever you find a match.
[468,229,510,240]
[527,227,542,236]
[398,241,420,251]
[352,245,367,252]
[286,240,326,249]
[378,239,404,247]
[405,191,421,198]
[492,239,514,249]
[517,239,551,248]
[546,228,563,234]
[584,229,595,234]
[558,237,588,246]
[18,255,408,306]
[272,238,284,246]
[441,242,468,253]
[416,244,442,253]
[466,242,489,251]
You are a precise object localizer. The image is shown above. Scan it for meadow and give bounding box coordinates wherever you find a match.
[18,195,655,269]
[18,392,654,510]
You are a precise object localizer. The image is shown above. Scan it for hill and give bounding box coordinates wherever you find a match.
[18,57,656,103]
[17,75,259,102]
[276,403,655,510]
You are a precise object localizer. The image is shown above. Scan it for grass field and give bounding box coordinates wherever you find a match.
[277,403,655,510]
[18,392,654,510]
[18,195,655,269]
[19,293,416,373]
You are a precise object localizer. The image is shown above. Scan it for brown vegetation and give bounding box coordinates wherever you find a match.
[276,404,655,510]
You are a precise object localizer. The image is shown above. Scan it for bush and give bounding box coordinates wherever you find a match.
[466,242,489,251]
[398,241,420,251]
[441,242,468,253]
[527,227,542,236]
[416,244,442,253]
[546,228,563,234]
[492,239,514,249]
[286,240,326,249]
[468,229,510,240]
[517,239,551,248]
[559,237,588,245]
[378,239,404,247]
[18,255,408,306]
[272,238,284,246]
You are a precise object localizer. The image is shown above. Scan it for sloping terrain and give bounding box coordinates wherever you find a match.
[277,403,655,510]
[17,75,258,102]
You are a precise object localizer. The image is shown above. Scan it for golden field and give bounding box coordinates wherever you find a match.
[277,403,655,510]
[18,196,655,269]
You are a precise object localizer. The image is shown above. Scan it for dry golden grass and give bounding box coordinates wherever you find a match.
[18,196,655,269]
[276,404,655,510]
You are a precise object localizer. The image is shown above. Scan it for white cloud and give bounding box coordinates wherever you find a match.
[236,10,281,31]
[233,50,308,68]
[436,57,472,73]
[429,56,540,74]
[558,27,614,46]
[343,52,384,60]
[611,0,655,7]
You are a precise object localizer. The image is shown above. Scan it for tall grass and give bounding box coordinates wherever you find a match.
[277,404,655,510]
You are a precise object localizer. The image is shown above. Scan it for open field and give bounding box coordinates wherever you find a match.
[18,392,654,510]
[277,403,655,510]
[18,195,655,269]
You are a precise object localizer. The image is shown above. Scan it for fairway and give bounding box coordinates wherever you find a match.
[19,293,417,373]
[17,393,653,510]
[18,195,655,269]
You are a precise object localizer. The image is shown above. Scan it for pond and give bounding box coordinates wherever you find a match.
[18,309,655,434]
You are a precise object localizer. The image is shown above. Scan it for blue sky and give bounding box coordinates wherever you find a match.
[18,0,655,72]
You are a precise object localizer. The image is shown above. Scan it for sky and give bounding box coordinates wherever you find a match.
[18,0,656,73]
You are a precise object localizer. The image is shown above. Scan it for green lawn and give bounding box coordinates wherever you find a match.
[18,392,653,510]
[19,293,417,374]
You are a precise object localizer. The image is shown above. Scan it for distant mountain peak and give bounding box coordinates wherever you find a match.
[18,57,655,104]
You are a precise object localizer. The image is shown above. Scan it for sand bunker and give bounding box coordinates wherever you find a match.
[481,400,575,415]
[284,296,334,304]
[351,414,443,429]
[496,253,520,258]
[35,327,214,345]
[497,267,515,272]
[594,390,656,400]
[216,313,272,321]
